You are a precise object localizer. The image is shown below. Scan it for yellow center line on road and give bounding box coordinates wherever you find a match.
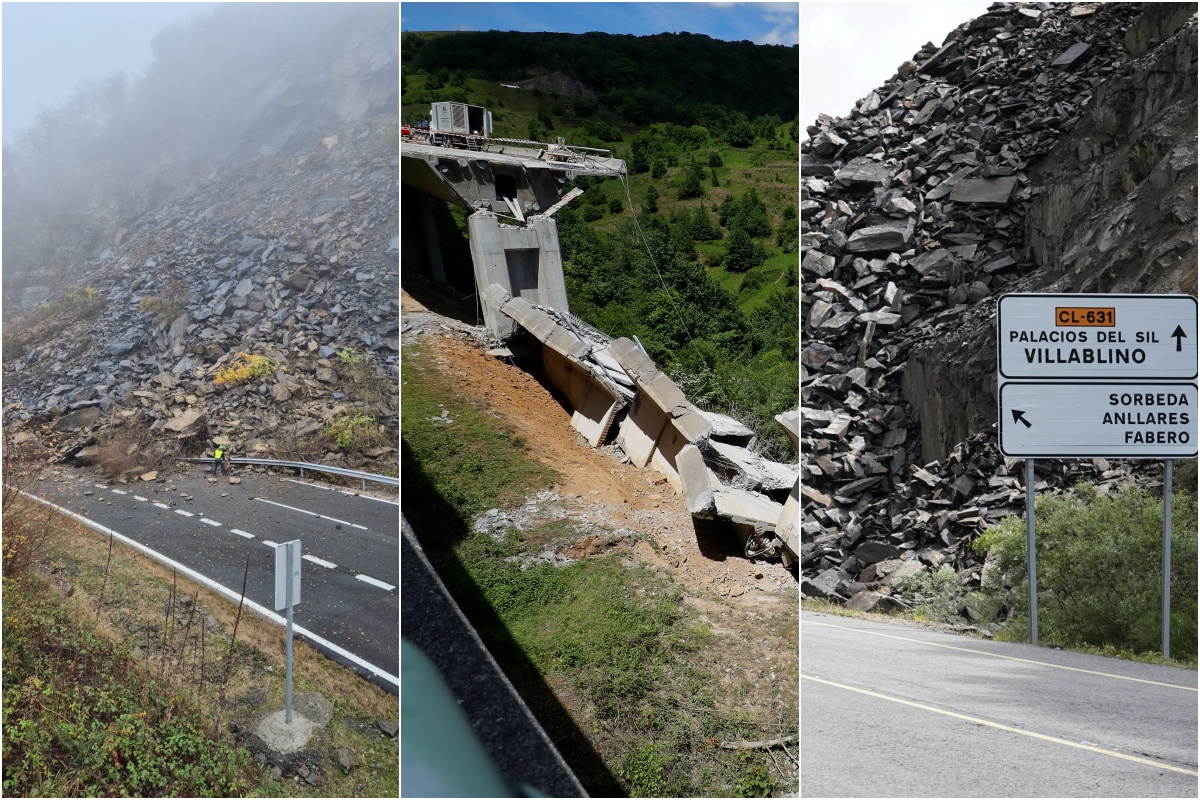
[802,619,1197,692]
[801,674,1199,777]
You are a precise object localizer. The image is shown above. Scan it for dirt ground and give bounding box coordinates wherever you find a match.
[402,287,798,792]
[401,288,797,600]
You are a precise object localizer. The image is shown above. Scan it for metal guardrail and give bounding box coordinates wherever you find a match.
[187,457,398,490]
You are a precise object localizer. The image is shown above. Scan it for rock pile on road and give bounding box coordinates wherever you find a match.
[801,2,1196,608]
[4,115,400,472]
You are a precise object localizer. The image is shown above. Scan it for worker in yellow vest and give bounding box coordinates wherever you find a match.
[210,444,228,476]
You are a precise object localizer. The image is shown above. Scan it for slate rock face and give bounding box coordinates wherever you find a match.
[800,3,1197,614]
[3,112,401,474]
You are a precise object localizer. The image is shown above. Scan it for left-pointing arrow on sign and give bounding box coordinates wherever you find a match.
[1012,409,1032,428]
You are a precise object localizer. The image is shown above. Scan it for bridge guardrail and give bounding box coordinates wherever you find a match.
[187,457,398,490]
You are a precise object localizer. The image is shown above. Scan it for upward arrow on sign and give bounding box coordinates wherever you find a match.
[1172,325,1186,352]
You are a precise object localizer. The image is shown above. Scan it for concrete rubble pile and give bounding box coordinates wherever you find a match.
[801,2,1197,610]
[482,283,800,565]
[4,115,400,471]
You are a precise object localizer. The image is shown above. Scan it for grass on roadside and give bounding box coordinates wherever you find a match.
[2,492,399,798]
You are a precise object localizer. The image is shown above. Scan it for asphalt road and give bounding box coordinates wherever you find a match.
[801,611,1198,798]
[32,465,399,691]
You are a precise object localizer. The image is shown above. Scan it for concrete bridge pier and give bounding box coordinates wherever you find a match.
[470,212,569,338]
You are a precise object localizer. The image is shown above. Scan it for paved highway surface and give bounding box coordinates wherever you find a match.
[31,466,399,691]
[802,610,1197,797]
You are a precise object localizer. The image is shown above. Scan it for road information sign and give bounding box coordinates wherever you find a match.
[997,294,1199,458]
[996,293,1197,653]
[997,293,1197,381]
[999,382,1198,458]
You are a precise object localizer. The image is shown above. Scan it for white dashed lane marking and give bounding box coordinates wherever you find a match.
[85,486,393,594]
[252,497,369,530]
[283,478,400,506]
[133,496,148,502]
[356,574,396,591]
[94,484,107,489]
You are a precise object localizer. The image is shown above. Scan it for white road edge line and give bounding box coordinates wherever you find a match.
[201,518,221,527]
[230,528,255,539]
[18,490,398,688]
[110,489,128,495]
[283,478,400,506]
[253,496,369,530]
[303,554,338,569]
[801,674,1199,777]
[802,620,1198,692]
[174,509,194,517]
[133,496,148,502]
[153,502,171,510]
[356,574,396,591]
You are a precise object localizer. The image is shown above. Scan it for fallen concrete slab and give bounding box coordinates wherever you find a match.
[486,284,627,448]
[677,443,721,516]
[609,338,711,489]
[775,409,800,453]
[776,478,799,567]
[707,440,798,494]
[713,486,784,531]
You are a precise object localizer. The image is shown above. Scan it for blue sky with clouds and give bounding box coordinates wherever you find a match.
[402,2,799,46]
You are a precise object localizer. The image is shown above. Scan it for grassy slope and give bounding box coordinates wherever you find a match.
[402,74,799,317]
[401,344,792,797]
[2,496,399,798]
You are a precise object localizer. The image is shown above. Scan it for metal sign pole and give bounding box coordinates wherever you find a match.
[286,570,294,723]
[1026,458,1038,646]
[1162,459,1173,660]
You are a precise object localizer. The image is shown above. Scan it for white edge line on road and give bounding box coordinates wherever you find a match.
[802,619,1198,692]
[252,496,369,530]
[284,478,400,506]
[230,528,254,539]
[18,490,399,688]
[801,674,1199,777]
[110,489,128,495]
[356,574,396,591]
[153,502,171,510]
[133,496,148,502]
[174,509,194,517]
[201,518,221,527]
[303,554,338,569]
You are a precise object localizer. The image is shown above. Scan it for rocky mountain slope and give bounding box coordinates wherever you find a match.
[800,2,1197,609]
[3,114,399,472]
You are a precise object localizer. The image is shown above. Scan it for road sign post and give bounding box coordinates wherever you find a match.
[275,540,302,723]
[997,294,1197,654]
[1163,460,1173,660]
[1026,459,1037,646]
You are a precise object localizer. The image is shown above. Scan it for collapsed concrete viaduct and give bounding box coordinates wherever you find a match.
[400,138,626,320]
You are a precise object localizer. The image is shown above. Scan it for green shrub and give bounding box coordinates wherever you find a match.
[972,481,1198,660]
[325,411,380,450]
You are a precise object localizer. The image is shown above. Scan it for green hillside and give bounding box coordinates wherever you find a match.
[401,31,799,459]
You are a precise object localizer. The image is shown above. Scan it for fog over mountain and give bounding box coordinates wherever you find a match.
[3,2,398,308]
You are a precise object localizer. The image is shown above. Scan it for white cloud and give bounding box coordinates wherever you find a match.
[755,5,799,45]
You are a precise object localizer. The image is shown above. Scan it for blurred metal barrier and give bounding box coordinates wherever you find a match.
[187,457,398,491]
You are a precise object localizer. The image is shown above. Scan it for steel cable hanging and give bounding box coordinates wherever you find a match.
[618,174,736,413]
